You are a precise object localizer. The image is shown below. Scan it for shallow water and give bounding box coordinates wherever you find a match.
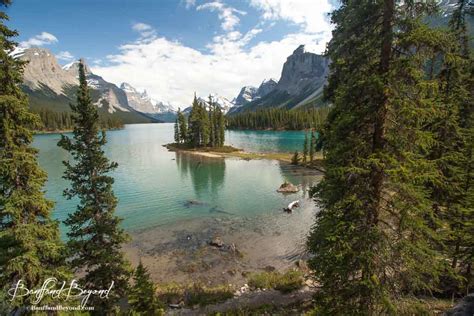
[33,123,317,235]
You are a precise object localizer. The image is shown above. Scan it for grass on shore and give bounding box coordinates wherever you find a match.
[166,142,325,171]
[248,270,304,293]
[157,282,234,307]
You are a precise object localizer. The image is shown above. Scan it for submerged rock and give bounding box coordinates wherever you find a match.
[277,181,299,193]
[209,236,224,248]
[184,199,207,208]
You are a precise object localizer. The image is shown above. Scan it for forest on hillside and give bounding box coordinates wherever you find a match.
[226,107,330,130]
[34,108,124,132]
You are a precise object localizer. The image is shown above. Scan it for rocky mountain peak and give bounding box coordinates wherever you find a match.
[234,86,258,106]
[20,47,78,94]
[276,45,329,95]
[293,44,306,55]
[63,59,92,76]
[257,78,278,96]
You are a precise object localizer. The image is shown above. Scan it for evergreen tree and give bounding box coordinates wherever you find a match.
[177,108,187,144]
[0,2,69,311]
[187,95,202,147]
[226,107,329,130]
[129,261,163,315]
[307,1,447,314]
[217,106,225,147]
[209,95,216,147]
[429,0,474,294]
[303,132,309,163]
[183,95,225,148]
[58,61,131,313]
[291,151,300,165]
[174,118,180,144]
[199,101,210,146]
[309,130,315,162]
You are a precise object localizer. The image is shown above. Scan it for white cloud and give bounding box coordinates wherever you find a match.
[182,0,196,9]
[132,22,157,39]
[132,22,152,32]
[197,1,246,31]
[92,29,327,108]
[91,0,334,108]
[56,50,74,61]
[249,0,333,34]
[19,32,58,48]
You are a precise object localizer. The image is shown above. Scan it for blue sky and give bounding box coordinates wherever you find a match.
[6,0,337,107]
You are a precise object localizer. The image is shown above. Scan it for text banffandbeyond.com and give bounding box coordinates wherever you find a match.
[29,305,94,311]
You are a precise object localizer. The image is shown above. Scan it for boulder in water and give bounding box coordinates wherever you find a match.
[277,181,299,193]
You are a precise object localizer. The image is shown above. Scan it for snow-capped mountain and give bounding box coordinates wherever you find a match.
[181,93,234,116]
[197,94,234,114]
[17,48,154,121]
[120,82,176,122]
[20,48,78,95]
[233,86,259,106]
[229,78,278,114]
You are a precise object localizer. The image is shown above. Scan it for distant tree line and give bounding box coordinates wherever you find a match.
[34,108,124,132]
[174,95,225,147]
[226,107,330,130]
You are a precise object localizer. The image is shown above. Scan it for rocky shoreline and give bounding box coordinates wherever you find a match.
[123,197,318,287]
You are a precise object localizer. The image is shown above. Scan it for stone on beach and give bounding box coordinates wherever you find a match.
[277,181,299,193]
[209,236,225,248]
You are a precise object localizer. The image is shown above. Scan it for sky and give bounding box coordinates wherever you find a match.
[6,0,338,108]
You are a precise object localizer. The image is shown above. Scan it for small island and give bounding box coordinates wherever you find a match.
[166,94,325,171]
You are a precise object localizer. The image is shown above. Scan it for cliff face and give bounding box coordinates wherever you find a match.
[231,45,330,113]
[21,47,77,94]
[121,82,156,113]
[276,45,329,96]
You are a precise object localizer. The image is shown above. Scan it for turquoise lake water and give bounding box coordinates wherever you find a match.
[33,123,315,234]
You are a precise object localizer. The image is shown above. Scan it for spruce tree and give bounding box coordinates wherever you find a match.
[291,151,300,165]
[217,106,225,147]
[129,261,163,315]
[309,130,315,162]
[177,108,187,144]
[58,61,131,313]
[0,2,69,310]
[187,95,201,147]
[208,95,216,147]
[302,132,309,163]
[307,1,448,314]
[430,0,474,294]
[174,118,180,144]
[199,101,210,146]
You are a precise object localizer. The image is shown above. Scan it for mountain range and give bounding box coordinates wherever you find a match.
[15,1,471,124]
[15,47,176,123]
[16,44,329,123]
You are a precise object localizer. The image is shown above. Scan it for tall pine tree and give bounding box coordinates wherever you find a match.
[429,0,474,294]
[177,108,187,144]
[307,1,448,314]
[0,1,68,311]
[303,131,309,163]
[58,61,131,313]
[174,118,180,144]
[187,95,202,147]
